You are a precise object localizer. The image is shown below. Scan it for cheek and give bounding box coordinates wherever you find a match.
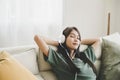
[66,38,74,46]
[66,38,73,43]
[65,39,69,45]
[67,36,74,41]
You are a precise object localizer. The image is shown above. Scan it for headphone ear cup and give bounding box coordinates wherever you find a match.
[61,35,65,43]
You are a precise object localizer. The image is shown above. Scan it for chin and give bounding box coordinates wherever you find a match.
[72,47,78,50]
[69,45,79,50]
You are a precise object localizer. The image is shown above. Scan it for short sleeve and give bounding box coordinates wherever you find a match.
[84,46,96,62]
[43,48,65,67]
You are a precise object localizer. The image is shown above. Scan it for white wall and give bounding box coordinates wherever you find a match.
[63,0,108,38]
[115,1,120,33]
[105,0,120,34]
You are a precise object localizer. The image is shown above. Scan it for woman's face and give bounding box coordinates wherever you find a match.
[66,29,80,50]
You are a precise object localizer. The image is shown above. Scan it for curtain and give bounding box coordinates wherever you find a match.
[0,0,63,47]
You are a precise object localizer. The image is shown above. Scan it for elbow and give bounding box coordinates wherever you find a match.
[34,35,39,42]
[96,38,100,43]
[34,35,41,45]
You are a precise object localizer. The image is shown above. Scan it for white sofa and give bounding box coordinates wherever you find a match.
[0,45,57,80]
[0,43,102,80]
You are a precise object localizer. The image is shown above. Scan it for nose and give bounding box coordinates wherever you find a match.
[74,38,79,42]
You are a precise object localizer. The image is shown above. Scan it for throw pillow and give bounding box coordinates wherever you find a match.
[99,39,120,80]
[102,32,120,45]
[0,46,39,75]
[0,51,38,80]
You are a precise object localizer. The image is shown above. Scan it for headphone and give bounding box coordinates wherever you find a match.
[59,34,65,43]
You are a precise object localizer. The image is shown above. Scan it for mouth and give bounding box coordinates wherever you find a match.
[73,43,79,46]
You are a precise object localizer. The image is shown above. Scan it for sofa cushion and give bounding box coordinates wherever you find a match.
[0,45,39,75]
[13,48,39,74]
[37,46,56,71]
[0,51,38,80]
[34,74,44,80]
[40,71,57,80]
[99,38,120,80]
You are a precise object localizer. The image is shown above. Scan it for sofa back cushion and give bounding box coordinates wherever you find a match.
[38,46,56,71]
[0,45,39,75]
[0,51,38,80]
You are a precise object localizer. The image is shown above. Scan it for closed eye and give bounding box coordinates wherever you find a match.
[70,34,80,40]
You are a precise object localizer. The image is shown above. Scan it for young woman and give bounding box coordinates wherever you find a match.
[34,27,100,80]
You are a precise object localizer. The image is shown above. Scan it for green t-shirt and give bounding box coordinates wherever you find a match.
[44,46,96,80]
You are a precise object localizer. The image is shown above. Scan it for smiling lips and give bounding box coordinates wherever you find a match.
[73,43,79,46]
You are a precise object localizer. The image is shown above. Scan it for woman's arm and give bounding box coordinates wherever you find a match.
[81,38,100,49]
[81,38,101,59]
[34,35,59,56]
